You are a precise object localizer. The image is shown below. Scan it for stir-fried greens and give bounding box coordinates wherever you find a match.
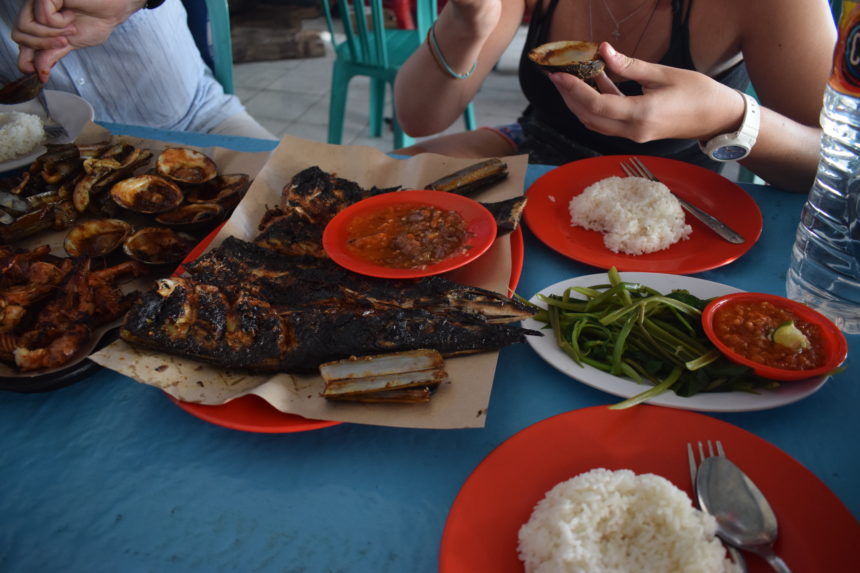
[530,268,778,408]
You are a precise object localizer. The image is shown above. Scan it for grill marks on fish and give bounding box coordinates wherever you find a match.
[120,272,537,373]
[185,237,535,323]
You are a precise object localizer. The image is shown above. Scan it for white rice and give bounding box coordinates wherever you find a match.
[0,111,45,162]
[569,176,692,255]
[518,468,738,573]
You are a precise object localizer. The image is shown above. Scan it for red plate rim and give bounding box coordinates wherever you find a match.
[523,155,763,274]
[322,190,498,279]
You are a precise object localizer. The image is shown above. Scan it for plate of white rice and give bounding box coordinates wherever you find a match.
[0,89,94,173]
[439,405,859,573]
[523,156,762,274]
[517,468,739,572]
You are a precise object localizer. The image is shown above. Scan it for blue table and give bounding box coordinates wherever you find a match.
[1,126,857,572]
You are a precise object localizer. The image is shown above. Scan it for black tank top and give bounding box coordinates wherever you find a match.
[516,0,750,168]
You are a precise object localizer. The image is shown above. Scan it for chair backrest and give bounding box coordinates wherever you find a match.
[183,0,235,94]
[323,0,399,69]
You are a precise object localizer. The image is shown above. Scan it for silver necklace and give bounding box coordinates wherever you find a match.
[597,0,653,41]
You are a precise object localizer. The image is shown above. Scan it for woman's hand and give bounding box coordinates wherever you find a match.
[546,42,746,144]
[13,0,146,82]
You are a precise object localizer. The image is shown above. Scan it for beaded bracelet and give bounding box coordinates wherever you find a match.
[426,22,477,80]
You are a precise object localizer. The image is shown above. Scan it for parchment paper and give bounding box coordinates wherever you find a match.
[91,135,529,429]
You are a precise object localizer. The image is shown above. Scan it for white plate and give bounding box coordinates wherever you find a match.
[523,272,828,412]
[0,90,94,173]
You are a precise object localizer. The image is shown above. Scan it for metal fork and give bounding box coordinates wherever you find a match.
[620,156,745,244]
[36,90,69,141]
[687,441,747,572]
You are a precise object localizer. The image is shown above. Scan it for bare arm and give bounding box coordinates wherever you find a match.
[394,0,525,137]
[734,0,835,191]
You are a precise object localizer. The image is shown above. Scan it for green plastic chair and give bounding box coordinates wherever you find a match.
[322,0,476,149]
[184,0,235,94]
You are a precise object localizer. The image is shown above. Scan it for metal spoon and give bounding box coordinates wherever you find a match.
[697,455,792,573]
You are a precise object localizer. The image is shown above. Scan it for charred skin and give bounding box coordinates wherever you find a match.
[185,237,536,322]
[120,278,538,373]
[120,278,286,370]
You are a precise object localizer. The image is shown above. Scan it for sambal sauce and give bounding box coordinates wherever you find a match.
[712,300,825,370]
[345,203,472,269]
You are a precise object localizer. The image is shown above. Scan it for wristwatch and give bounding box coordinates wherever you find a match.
[699,90,760,162]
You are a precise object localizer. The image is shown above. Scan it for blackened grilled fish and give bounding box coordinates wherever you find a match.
[185,237,535,323]
[120,276,538,373]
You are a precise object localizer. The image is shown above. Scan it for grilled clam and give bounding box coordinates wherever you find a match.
[528,41,605,80]
[155,202,224,231]
[109,174,184,214]
[185,173,251,209]
[64,218,132,257]
[123,227,198,265]
[156,148,218,185]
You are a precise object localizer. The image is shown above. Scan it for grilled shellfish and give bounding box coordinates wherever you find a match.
[156,148,218,185]
[64,218,132,257]
[123,227,198,265]
[528,41,605,80]
[109,174,184,214]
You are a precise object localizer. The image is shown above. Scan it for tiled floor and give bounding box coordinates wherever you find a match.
[233,17,529,153]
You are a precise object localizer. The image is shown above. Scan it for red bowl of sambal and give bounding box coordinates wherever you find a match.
[323,190,497,279]
[702,292,848,381]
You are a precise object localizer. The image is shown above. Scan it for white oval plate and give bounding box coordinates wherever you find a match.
[0,90,94,173]
[523,272,828,412]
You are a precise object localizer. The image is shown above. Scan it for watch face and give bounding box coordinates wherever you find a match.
[712,145,748,161]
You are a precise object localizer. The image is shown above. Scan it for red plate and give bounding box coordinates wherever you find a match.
[524,155,763,273]
[439,405,860,573]
[165,223,525,433]
[323,190,497,279]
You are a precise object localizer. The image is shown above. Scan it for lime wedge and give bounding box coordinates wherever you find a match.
[772,320,810,351]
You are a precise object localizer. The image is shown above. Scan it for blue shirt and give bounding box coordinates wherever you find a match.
[0,0,244,133]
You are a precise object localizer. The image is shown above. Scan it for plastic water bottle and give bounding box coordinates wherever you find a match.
[786,1,860,334]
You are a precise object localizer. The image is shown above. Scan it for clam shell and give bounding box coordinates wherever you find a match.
[185,173,251,209]
[123,227,198,265]
[109,174,184,214]
[64,218,132,258]
[156,147,218,185]
[154,202,224,230]
[528,41,605,79]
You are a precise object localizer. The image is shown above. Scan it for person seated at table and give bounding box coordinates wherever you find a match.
[3,0,277,139]
[393,0,836,192]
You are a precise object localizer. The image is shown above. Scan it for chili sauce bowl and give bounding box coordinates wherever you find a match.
[702,292,848,381]
[322,190,497,279]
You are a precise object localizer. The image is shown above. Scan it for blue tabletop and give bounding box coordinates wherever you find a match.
[1,126,857,573]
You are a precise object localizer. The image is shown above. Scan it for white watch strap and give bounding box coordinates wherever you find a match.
[699,90,761,161]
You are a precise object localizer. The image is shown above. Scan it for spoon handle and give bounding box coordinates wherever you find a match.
[761,550,792,573]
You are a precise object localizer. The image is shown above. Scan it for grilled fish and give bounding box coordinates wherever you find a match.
[120,276,538,373]
[184,237,535,323]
